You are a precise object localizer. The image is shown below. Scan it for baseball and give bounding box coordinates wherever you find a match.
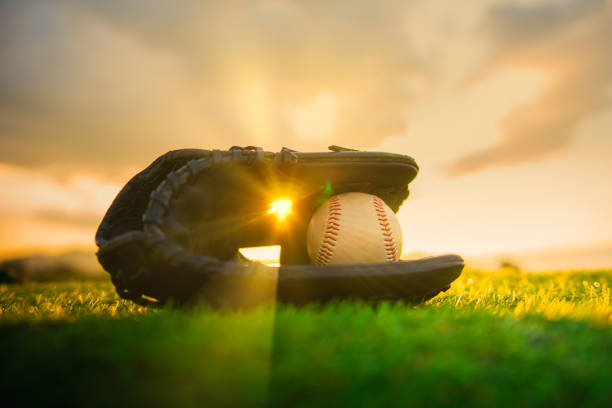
[307,192,403,265]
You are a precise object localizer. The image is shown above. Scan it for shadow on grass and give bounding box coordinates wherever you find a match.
[267,302,612,407]
[0,307,276,408]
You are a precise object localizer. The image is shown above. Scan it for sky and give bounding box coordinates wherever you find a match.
[1,0,611,268]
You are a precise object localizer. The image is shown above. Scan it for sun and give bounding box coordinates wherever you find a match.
[268,198,293,221]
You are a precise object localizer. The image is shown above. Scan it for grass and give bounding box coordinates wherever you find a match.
[1,269,611,407]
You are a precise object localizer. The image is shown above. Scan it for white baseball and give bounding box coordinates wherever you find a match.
[307,192,403,265]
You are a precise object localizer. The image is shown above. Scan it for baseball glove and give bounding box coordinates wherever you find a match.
[95,146,463,307]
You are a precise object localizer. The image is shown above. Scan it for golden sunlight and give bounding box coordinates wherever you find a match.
[268,198,293,221]
[239,245,281,267]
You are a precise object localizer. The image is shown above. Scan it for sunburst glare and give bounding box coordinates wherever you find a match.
[268,198,293,221]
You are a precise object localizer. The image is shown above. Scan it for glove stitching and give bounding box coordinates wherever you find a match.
[99,147,445,307]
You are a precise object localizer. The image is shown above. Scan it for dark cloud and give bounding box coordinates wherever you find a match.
[0,1,207,173]
[447,0,612,175]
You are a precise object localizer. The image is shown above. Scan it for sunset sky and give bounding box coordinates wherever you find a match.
[1,0,611,268]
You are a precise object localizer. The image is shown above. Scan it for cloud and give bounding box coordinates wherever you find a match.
[0,163,119,215]
[0,1,206,175]
[0,0,424,178]
[446,0,612,175]
[0,163,120,250]
[1,0,611,181]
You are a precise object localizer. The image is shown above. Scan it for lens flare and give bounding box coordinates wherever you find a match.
[268,198,292,221]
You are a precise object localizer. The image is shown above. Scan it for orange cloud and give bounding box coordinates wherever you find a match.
[447,0,612,175]
[0,163,120,252]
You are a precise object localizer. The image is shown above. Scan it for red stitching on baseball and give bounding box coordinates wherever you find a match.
[373,196,397,262]
[319,248,334,255]
[315,196,341,265]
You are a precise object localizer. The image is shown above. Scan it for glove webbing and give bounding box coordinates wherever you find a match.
[107,146,409,306]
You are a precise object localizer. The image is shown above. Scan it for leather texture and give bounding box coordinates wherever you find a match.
[95,146,463,307]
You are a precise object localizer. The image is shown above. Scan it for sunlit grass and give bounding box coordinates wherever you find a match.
[2,269,609,323]
[428,269,612,325]
[0,281,151,321]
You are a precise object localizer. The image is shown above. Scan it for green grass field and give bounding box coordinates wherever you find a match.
[1,269,611,407]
